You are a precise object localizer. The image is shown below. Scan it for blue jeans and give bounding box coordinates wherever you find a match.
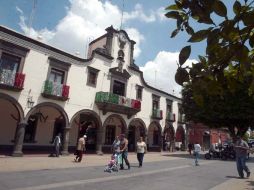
[137,153,144,166]
[120,151,130,169]
[194,152,200,165]
[236,156,250,177]
[55,145,60,157]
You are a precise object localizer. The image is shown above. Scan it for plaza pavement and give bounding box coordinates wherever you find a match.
[0,151,253,190]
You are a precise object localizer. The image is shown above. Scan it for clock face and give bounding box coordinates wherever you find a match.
[119,32,127,43]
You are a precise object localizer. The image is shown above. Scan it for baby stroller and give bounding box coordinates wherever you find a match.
[104,154,120,173]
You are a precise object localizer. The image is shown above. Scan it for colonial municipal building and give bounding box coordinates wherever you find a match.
[0,25,187,156]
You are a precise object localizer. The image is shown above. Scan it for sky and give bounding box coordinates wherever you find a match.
[0,0,204,97]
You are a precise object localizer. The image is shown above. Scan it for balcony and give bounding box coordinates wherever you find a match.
[41,80,70,101]
[0,69,25,91]
[95,91,141,118]
[178,114,186,124]
[151,109,163,120]
[166,112,175,122]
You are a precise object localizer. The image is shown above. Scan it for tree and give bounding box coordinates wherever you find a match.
[165,0,254,137]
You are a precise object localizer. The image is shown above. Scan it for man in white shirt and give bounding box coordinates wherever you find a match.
[194,142,201,166]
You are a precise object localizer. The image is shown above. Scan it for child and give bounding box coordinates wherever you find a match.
[104,154,118,173]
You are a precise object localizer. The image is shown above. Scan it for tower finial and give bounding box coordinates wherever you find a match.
[120,0,125,30]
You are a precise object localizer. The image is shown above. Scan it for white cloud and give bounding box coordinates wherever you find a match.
[140,51,197,97]
[16,0,161,58]
[123,4,156,23]
[125,28,144,58]
[156,7,167,21]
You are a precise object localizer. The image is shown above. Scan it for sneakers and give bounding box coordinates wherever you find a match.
[247,172,251,178]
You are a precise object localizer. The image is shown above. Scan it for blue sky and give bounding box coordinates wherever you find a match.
[1,0,234,97]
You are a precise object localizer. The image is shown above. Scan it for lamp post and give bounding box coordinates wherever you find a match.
[27,96,34,108]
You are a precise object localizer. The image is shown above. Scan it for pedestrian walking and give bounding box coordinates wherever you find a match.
[74,135,87,162]
[119,134,130,170]
[188,143,193,155]
[136,137,147,167]
[53,134,61,157]
[234,136,251,178]
[165,138,171,152]
[194,142,201,166]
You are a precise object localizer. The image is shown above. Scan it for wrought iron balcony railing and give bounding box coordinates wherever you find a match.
[166,112,175,122]
[178,114,186,123]
[0,69,25,90]
[95,91,141,118]
[151,109,163,120]
[42,80,69,101]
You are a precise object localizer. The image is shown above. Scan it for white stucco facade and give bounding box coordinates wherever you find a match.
[0,25,186,155]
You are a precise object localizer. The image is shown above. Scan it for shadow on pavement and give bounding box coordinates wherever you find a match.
[246,180,254,188]
[162,152,254,164]
[161,153,207,160]
[226,176,241,179]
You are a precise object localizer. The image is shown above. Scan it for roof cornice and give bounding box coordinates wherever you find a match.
[0,25,113,63]
[128,65,182,101]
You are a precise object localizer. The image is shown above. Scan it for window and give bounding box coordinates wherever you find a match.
[167,104,172,113]
[152,94,160,110]
[43,58,71,99]
[0,39,29,74]
[49,68,65,84]
[24,115,38,142]
[47,57,71,85]
[105,125,115,145]
[0,53,20,73]
[0,53,21,85]
[166,99,173,114]
[113,80,125,96]
[88,71,97,85]
[136,86,143,100]
[153,100,159,110]
[87,66,99,87]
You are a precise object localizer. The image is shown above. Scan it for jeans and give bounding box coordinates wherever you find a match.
[120,151,130,169]
[75,150,83,162]
[137,153,144,166]
[194,152,200,165]
[236,156,250,177]
[55,145,60,157]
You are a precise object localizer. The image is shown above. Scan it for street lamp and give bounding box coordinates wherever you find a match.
[27,96,34,108]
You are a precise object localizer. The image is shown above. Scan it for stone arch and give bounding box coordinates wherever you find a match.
[163,123,175,151]
[128,118,147,152]
[102,114,127,152]
[0,92,24,154]
[25,102,69,126]
[147,121,162,151]
[175,125,185,150]
[0,92,24,120]
[22,102,69,154]
[69,109,102,153]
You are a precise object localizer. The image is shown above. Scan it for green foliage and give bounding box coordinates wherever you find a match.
[165,0,254,137]
[179,46,191,65]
